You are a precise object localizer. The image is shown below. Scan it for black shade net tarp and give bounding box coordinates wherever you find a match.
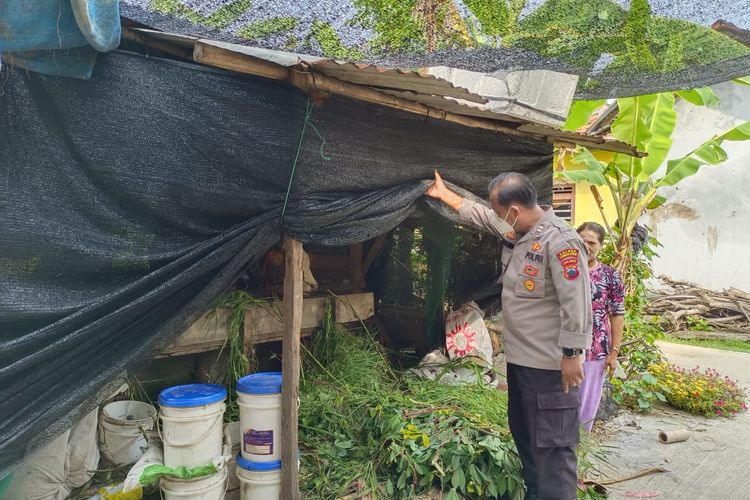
[0,51,551,477]
[118,0,750,99]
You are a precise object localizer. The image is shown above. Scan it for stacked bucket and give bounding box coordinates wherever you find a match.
[158,384,228,499]
[236,372,285,500]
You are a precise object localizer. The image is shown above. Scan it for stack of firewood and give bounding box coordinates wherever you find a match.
[646,277,750,333]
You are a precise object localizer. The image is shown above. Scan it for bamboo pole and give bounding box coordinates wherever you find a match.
[121,29,194,60]
[281,236,303,500]
[125,29,641,156]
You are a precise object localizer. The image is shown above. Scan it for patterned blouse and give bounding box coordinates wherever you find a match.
[586,263,625,361]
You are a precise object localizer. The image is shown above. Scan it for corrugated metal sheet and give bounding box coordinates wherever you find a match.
[131,30,487,104]
[124,28,641,156]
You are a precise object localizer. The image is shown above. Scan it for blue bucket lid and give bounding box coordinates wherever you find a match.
[236,454,281,472]
[236,372,282,395]
[236,452,299,472]
[158,384,227,408]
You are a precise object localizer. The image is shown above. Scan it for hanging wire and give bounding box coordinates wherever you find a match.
[280,94,330,224]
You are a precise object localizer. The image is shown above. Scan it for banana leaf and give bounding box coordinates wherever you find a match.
[655,121,750,187]
[562,99,606,131]
[639,92,677,178]
[559,148,608,185]
[675,87,720,107]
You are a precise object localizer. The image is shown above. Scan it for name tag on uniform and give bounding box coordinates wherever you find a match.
[525,251,543,263]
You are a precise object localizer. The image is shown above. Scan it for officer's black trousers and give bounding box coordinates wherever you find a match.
[507,363,581,500]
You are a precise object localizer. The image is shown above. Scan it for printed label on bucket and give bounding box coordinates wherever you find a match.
[244,429,273,455]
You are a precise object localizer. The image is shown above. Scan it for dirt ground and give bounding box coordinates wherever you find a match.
[589,341,750,499]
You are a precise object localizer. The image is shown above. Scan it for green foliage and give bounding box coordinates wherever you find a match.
[309,20,365,59]
[650,363,748,417]
[560,90,750,285]
[685,315,713,332]
[352,0,426,53]
[562,99,606,131]
[152,0,251,30]
[676,87,720,107]
[610,371,669,412]
[656,122,750,188]
[148,0,750,95]
[464,0,510,38]
[662,337,750,354]
[209,291,273,421]
[622,0,657,71]
[236,17,299,41]
[600,231,671,412]
[512,0,624,68]
[299,306,556,499]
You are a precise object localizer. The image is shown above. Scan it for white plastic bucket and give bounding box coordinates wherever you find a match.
[236,372,282,462]
[99,400,157,467]
[161,466,228,500]
[158,384,227,469]
[236,455,281,500]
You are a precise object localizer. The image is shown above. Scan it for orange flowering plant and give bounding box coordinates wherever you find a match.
[649,363,748,417]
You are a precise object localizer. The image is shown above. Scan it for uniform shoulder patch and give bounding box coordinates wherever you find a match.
[556,248,580,281]
[523,263,539,277]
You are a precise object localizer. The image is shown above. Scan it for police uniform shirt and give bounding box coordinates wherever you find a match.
[458,199,593,371]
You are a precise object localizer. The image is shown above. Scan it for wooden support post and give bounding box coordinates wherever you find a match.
[350,243,364,292]
[281,236,303,500]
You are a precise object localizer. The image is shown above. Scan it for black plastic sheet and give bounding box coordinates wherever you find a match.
[0,51,551,476]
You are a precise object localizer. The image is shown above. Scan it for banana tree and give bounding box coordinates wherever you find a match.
[557,91,750,286]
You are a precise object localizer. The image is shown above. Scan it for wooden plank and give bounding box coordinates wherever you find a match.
[308,253,351,273]
[162,293,374,356]
[349,243,364,291]
[158,309,229,356]
[335,292,375,323]
[193,41,291,81]
[243,297,326,351]
[281,236,303,500]
[362,234,388,275]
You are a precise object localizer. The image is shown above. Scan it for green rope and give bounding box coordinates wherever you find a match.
[280,96,330,223]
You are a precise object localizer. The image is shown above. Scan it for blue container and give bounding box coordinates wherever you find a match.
[158,383,227,408]
[236,454,281,472]
[236,372,282,395]
[235,451,300,472]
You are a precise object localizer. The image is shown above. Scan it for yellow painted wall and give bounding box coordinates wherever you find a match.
[557,150,618,229]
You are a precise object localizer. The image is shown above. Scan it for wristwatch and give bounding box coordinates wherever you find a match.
[562,348,584,358]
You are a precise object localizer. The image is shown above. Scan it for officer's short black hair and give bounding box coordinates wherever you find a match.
[487,172,538,209]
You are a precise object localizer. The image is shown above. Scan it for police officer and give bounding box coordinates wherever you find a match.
[426,170,592,500]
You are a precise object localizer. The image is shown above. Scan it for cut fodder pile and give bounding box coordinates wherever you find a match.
[299,309,524,499]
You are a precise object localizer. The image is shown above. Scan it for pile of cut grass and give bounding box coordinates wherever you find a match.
[299,307,522,499]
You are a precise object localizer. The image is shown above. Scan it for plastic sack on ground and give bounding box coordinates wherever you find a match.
[123,446,163,492]
[5,409,99,500]
[445,301,493,364]
[411,350,493,386]
[91,484,143,500]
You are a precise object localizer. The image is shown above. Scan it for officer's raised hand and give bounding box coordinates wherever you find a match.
[425,170,463,211]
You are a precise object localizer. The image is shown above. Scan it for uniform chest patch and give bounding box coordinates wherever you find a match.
[525,251,544,263]
[557,248,580,281]
[523,264,539,277]
[531,241,541,252]
[524,279,536,291]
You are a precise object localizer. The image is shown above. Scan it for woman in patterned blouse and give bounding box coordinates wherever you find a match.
[577,222,625,432]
